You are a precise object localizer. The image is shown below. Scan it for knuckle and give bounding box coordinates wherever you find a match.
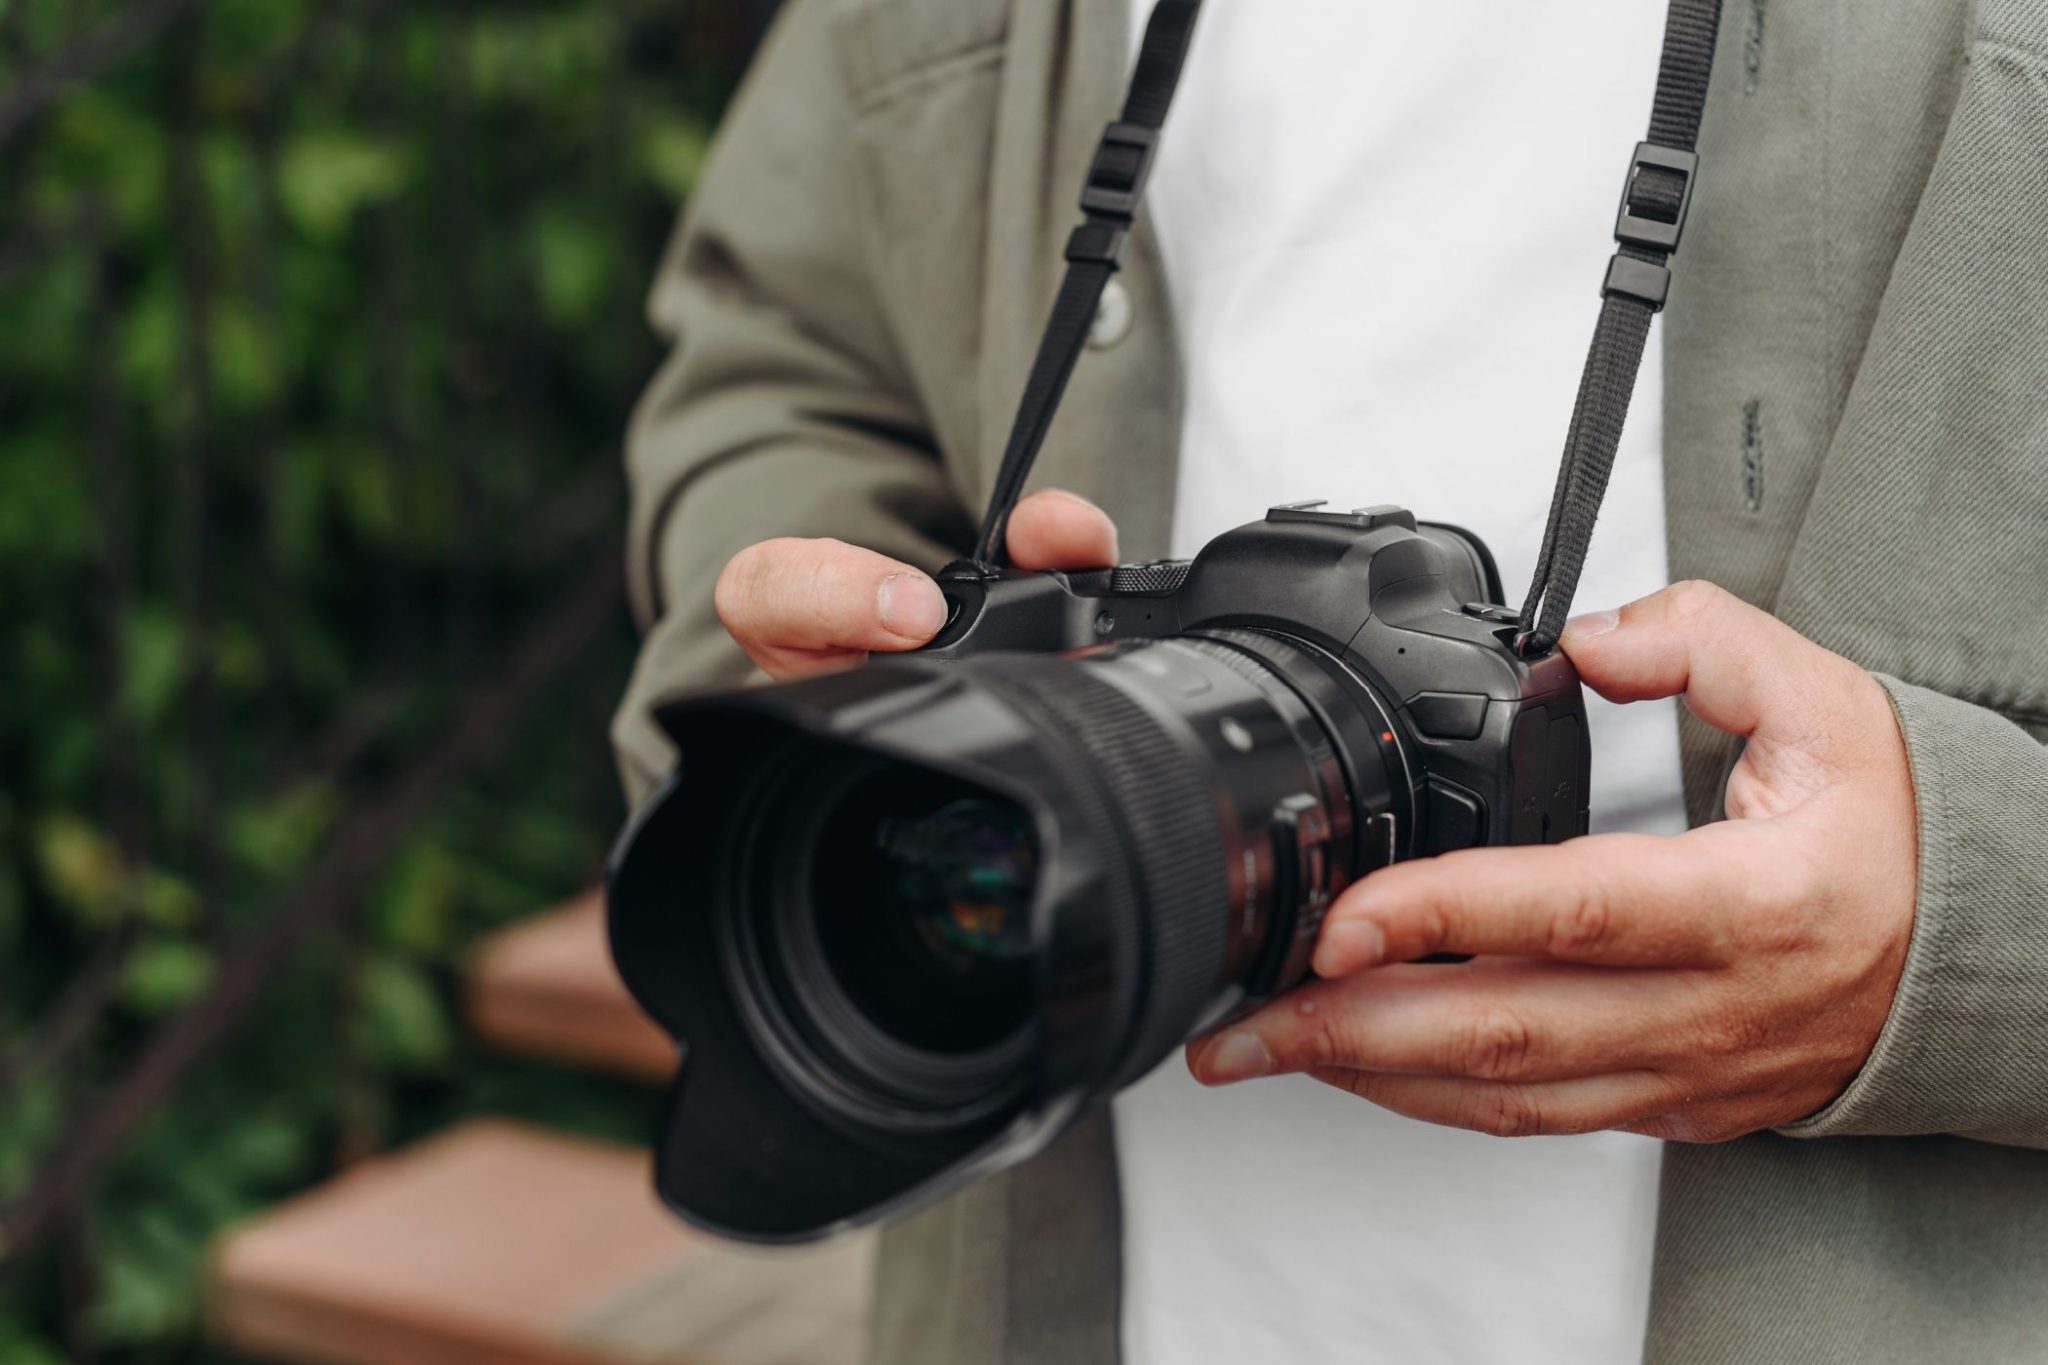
[1301,1005,1359,1070]
[1701,1007,1774,1061]
[1409,895,1456,957]
[1664,579,1727,629]
[1454,1006,1540,1081]
[1465,1084,1549,1138]
[1546,887,1616,959]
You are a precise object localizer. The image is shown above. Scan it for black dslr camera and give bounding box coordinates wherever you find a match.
[610,0,1707,1247]
[606,503,1589,1241]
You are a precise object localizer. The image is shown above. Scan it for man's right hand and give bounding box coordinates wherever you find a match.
[714,489,1121,680]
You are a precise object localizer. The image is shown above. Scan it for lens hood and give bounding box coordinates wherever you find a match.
[607,661,1145,1241]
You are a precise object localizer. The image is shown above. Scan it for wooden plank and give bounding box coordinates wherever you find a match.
[210,1119,872,1365]
[464,891,675,1083]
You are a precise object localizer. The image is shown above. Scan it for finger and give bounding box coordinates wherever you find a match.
[1187,962,1698,1086]
[1005,489,1119,571]
[1558,580,1863,742]
[1308,1068,1678,1138]
[1311,826,1757,976]
[715,537,947,676]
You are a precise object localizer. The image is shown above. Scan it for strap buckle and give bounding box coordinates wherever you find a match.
[1613,141,1698,253]
[1078,121,1161,221]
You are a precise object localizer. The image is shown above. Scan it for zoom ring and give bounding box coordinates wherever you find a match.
[966,656,1233,1094]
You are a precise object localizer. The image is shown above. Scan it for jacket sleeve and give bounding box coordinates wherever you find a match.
[1779,679,2048,1148]
[610,0,974,807]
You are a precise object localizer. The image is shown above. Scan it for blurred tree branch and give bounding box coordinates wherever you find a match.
[0,550,626,1267]
[0,0,214,147]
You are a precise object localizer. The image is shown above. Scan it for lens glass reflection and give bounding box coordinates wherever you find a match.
[809,770,1037,1053]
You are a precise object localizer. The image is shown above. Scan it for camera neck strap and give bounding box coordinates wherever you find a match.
[970,0,1206,568]
[971,0,1725,660]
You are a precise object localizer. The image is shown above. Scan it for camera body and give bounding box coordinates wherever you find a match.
[929,499,1590,864]
[606,501,1591,1242]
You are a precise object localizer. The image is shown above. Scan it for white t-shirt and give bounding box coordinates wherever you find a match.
[1114,4,1687,1364]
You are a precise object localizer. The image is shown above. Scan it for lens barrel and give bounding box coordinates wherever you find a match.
[607,629,1411,1240]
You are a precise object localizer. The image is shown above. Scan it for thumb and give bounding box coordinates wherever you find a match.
[1558,580,1854,742]
[1005,489,1120,570]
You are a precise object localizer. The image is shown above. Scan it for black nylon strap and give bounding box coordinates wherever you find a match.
[971,0,1204,567]
[1517,0,1724,653]
[974,0,1723,642]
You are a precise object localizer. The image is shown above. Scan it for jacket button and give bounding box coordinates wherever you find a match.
[1088,279,1134,349]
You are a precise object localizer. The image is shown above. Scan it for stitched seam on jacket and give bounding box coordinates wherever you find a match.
[1900,687,1960,1123]
[1973,33,2048,67]
[1879,668,2048,733]
[851,40,1004,115]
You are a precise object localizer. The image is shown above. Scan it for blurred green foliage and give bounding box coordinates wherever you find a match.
[0,0,752,1355]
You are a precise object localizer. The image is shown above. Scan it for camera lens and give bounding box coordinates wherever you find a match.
[724,757,1040,1130]
[612,627,1415,1237]
[809,770,1037,1054]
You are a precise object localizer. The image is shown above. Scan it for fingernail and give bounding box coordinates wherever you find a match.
[1198,1032,1272,1086]
[877,574,947,640]
[1313,919,1384,977]
[1563,609,1620,641]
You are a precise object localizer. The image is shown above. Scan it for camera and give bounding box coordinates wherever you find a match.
[606,500,1591,1242]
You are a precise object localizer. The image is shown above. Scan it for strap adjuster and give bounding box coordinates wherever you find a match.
[1603,254,1671,309]
[1079,122,1161,221]
[1066,222,1132,268]
[1614,141,1698,253]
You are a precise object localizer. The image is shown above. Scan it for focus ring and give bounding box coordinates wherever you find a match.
[964,654,1233,1092]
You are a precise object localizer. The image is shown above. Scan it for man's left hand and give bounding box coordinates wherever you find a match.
[1187,581,1919,1143]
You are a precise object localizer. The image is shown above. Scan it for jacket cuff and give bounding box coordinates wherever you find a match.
[1781,677,2048,1146]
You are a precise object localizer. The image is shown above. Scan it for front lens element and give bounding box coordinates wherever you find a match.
[875,796,1037,974]
[809,770,1038,1055]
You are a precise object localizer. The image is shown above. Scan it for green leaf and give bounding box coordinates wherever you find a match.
[120,603,187,730]
[0,1075,64,1200]
[138,868,201,931]
[213,298,285,411]
[530,206,616,326]
[226,782,338,880]
[378,841,463,956]
[122,939,216,1014]
[329,441,398,538]
[279,131,410,239]
[36,814,126,924]
[640,113,713,200]
[0,1326,64,1365]
[89,1213,201,1344]
[357,956,452,1072]
[117,270,182,418]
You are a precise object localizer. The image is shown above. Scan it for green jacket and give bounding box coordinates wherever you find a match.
[611,1,2048,1361]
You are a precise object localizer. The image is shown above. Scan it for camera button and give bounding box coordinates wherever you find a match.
[1406,691,1489,741]
[1462,602,1521,626]
[1423,779,1486,855]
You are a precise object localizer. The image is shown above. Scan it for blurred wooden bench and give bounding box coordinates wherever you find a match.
[210,895,876,1365]
[463,890,674,1083]
[212,1119,871,1365]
